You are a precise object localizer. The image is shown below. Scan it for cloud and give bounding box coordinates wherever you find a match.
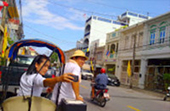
[22,0,84,30]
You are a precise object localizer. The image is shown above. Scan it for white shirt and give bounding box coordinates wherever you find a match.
[17,72,45,97]
[51,61,81,104]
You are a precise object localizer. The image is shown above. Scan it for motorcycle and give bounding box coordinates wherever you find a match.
[90,83,110,107]
[163,85,170,101]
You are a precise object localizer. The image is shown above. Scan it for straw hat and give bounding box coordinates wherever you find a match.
[70,50,88,60]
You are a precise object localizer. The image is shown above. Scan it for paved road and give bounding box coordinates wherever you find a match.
[80,80,170,111]
[0,80,169,111]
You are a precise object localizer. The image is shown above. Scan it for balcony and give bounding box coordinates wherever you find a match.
[105,53,118,62]
[121,11,148,19]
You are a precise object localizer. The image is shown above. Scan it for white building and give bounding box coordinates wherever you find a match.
[77,11,150,59]
[77,15,127,50]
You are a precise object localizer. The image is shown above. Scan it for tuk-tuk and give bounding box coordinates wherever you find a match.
[0,39,66,111]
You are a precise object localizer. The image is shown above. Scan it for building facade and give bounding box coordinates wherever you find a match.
[104,30,120,75]
[118,23,144,88]
[77,11,150,69]
[104,11,170,90]
[64,48,77,62]
[142,12,170,91]
[0,0,23,54]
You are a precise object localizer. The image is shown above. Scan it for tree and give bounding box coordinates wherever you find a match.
[163,73,170,90]
[50,52,58,63]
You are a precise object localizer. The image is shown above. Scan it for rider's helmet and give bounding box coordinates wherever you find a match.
[100,68,106,73]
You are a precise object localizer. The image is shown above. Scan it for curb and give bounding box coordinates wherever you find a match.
[120,85,165,98]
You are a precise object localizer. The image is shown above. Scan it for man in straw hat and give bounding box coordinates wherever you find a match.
[51,50,88,104]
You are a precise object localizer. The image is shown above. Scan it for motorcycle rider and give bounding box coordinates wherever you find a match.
[91,68,108,98]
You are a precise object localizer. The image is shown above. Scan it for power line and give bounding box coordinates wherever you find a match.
[47,0,118,18]
[51,0,160,17]
[81,0,159,16]
[24,24,76,44]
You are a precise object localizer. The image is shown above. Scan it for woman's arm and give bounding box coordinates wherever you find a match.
[43,73,74,87]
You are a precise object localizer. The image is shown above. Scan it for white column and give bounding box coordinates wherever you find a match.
[116,58,122,80]
[138,58,148,89]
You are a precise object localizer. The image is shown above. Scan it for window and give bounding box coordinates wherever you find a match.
[131,36,134,48]
[121,12,127,17]
[110,44,115,54]
[97,52,102,60]
[128,12,138,17]
[150,29,156,45]
[116,43,119,52]
[112,33,116,37]
[93,16,96,19]
[159,26,166,44]
[139,32,143,46]
[98,17,111,23]
[139,14,148,19]
[124,37,129,49]
[113,21,121,25]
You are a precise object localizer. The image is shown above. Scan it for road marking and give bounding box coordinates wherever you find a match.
[127,105,141,111]
[80,85,88,89]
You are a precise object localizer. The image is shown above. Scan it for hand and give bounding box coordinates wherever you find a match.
[59,73,74,82]
[76,96,84,101]
[46,87,53,93]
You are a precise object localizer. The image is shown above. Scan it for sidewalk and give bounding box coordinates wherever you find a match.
[120,85,165,98]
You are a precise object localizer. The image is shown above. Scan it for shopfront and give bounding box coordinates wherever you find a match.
[145,59,170,91]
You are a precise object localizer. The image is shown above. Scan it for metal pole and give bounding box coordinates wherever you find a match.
[130,24,137,88]
[93,43,97,77]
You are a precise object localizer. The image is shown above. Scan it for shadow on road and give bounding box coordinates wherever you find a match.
[109,95,163,101]
[83,97,100,106]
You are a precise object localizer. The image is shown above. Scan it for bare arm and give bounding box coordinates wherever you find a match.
[72,82,83,101]
[43,73,74,87]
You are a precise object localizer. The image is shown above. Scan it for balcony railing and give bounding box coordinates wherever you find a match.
[121,11,148,19]
[105,53,118,60]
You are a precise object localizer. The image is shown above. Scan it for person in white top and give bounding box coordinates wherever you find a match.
[17,55,74,97]
[51,50,88,105]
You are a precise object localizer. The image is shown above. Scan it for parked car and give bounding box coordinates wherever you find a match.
[81,69,94,80]
[0,55,35,100]
[107,74,120,86]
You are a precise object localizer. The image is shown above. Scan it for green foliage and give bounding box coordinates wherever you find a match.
[163,73,170,90]
[0,57,7,66]
[50,52,58,63]
[163,73,170,80]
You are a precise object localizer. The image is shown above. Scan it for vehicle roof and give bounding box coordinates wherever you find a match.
[16,55,36,58]
[8,39,65,64]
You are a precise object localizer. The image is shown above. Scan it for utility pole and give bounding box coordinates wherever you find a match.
[93,43,97,77]
[0,0,8,53]
[130,24,137,88]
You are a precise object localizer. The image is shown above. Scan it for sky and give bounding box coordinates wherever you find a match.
[16,0,170,54]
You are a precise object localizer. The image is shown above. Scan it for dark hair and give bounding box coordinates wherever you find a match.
[26,55,50,75]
